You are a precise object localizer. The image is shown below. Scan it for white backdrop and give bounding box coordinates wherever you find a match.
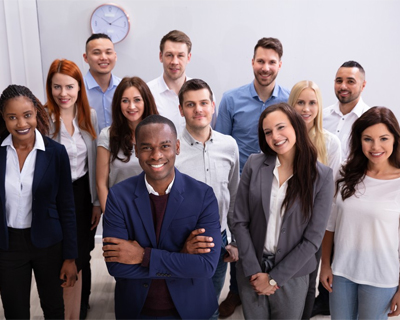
[31,0,400,117]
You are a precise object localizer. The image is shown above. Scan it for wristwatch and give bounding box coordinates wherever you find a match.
[268,274,277,286]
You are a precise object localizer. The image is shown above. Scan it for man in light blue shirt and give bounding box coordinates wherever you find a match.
[83,33,121,131]
[215,37,289,318]
[216,37,290,172]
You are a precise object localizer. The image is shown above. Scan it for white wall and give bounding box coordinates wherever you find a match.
[34,0,400,117]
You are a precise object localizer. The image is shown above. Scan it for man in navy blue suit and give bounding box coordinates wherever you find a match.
[103,115,221,319]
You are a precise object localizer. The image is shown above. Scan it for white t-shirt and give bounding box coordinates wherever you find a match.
[97,127,142,187]
[327,175,400,287]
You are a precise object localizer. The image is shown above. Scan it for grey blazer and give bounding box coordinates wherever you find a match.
[48,108,100,206]
[229,153,334,287]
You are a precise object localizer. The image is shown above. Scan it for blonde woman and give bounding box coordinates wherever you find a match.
[288,80,341,319]
[288,80,341,177]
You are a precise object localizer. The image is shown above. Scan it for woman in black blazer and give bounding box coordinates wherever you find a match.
[0,85,77,319]
[230,103,334,319]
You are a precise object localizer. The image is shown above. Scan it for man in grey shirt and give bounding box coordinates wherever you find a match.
[175,79,240,319]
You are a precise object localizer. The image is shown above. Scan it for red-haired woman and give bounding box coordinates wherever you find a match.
[96,77,158,212]
[45,59,100,319]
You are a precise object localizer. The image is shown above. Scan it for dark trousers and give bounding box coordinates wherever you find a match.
[302,248,322,319]
[0,228,64,319]
[72,173,95,309]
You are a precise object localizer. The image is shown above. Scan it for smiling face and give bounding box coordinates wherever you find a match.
[252,47,282,89]
[159,40,191,82]
[51,73,80,112]
[135,123,180,195]
[362,123,394,167]
[293,88,319,131]
[120,86,144,127]
[334,67,366,106]
[83,38,117,76]
[2,96,37,145]
[262,110,296,160]
[179,88,215,132]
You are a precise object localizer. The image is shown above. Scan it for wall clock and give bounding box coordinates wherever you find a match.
[90,3,130,44]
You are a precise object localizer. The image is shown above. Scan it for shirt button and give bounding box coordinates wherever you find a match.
[281,228,286,233]
[143,283,148,287]
[277,249,281,254]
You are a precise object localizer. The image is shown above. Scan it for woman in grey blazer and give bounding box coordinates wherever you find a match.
[229,103,334,319]
[45,59,100,319]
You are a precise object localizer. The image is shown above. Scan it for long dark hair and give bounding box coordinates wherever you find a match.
[109,77,158,162]
[337,106,400,200]
[258,103,318,219]
[0,85,49,141]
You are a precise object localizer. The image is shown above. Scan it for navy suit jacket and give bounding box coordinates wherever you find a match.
[0,136,77,259]
[103,169,221,320]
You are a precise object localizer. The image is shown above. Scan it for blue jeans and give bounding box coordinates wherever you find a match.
[330,275,397,320]
[210,230,229,320]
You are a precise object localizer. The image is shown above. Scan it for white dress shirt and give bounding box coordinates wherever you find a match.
[147,75,189,136]
[324,129,342,178]
[323,98,370,159]
[144,175,174,196]
[264,157,292,254]
[2,129,45,228]
[60,117,88,182]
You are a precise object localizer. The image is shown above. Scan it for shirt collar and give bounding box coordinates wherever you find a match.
[330,97,367,117]
[182,127,214,145]
[250,81,280,101]
[85,70,118,90]
[1,129,45,151]
[144,174,175,196]
[158,74,192,94]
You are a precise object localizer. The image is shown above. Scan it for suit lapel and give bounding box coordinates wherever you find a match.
[158,171,183,247]
[261,157,275,225]
[32,142,52,195]
[134,176,157,248]
[0,147,6,213]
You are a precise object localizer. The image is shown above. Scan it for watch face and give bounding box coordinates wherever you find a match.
[269,278,277,286]
[91,4,130,43]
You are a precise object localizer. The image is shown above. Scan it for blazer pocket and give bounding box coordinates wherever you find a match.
[48,208,60,219]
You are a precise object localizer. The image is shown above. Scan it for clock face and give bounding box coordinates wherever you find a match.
[90,4,130,44]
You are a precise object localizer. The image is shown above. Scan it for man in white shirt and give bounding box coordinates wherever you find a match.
[148,30,217,135]
[83,33,121,131]
[323,61,369,159]
[175,79,240,319]
[313,60,369,318]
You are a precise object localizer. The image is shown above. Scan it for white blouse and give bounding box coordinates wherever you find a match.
[60,117,88,182]
[2,129,45,228]
[327,175,400,288]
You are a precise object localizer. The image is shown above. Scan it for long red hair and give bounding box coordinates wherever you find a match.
[45,59,96,139]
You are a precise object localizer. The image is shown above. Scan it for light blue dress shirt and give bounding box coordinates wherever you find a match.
[84,71,121,131]
[215,82,290,172]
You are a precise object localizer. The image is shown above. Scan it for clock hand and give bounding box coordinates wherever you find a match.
[109,15,124,25]
[95,14,111,24]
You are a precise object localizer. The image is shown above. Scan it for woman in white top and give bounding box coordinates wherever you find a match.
[45,59,100,319]
[0,85,77,319]
[288,80,342,319]
[96,77,158,212]
[288,80,342,177]
[320,107,400,319]
[230,103,334,319]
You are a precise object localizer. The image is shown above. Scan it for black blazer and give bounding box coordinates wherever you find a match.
[0,135,77,259]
